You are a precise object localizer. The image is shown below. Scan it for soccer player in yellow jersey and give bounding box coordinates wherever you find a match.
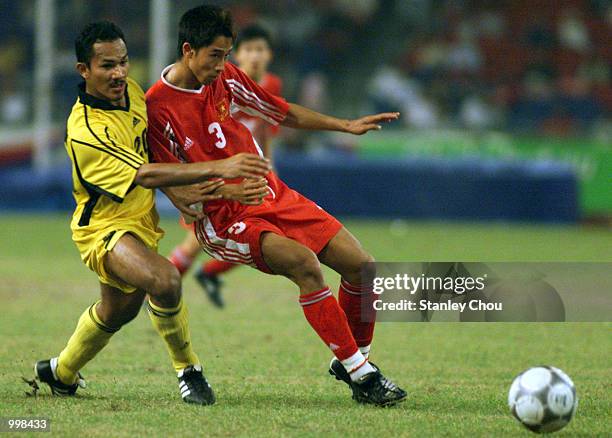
[31,21,270,405]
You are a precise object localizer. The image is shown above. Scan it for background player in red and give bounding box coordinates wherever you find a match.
[167,25,282,308]
[148,5,407,406]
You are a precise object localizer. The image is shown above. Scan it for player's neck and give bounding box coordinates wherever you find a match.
[85,84,126,107]
[166,62,203,90]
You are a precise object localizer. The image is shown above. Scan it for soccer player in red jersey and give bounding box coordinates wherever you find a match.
[147,5,406,406]
[167,25,283,308]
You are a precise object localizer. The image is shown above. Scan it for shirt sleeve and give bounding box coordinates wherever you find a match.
[225,63,289,126]
[68,125,144,202]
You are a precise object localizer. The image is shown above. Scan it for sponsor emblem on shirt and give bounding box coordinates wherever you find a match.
[216,99,229,122]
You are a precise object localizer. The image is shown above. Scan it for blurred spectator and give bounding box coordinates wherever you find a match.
[558,8,591,53]
[368,66,439,129]
[0,77,28,124]
[459,95,499,130]
[445,21,482,74]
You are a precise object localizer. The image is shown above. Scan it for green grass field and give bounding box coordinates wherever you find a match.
[0,214,610,437]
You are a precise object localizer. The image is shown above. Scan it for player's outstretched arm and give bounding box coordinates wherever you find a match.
[134,153,271,188]
[282,103,400,135]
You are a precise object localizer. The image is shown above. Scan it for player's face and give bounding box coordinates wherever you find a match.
[187,35,233,85]
[235,39,272,79]
[77,39,129,105]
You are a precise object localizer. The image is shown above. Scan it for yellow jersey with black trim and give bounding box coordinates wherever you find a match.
[65,77,155,236]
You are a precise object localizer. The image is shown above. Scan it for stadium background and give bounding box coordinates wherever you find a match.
[1,0,610,221]
[0,1,610,437]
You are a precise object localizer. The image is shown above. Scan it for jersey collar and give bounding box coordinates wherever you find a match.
[161,64,205,94]
[78,81,131,112]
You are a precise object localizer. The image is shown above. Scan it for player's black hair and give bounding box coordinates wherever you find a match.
[177,5,235,58]
[235,24,273,50]
[75,21,126,65]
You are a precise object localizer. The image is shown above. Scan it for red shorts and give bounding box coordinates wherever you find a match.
[192,185,343,274]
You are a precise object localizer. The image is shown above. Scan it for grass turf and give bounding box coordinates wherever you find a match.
[0,214,610,437]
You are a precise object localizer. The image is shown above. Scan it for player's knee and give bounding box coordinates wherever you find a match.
[360,252,376,283]
[344,251,376,284]
[149,265,181,299]
[288,249,324,286]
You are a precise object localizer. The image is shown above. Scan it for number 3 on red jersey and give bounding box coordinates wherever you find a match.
[208,122,226,149]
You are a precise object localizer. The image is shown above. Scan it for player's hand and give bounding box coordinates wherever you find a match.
[161,179,224,219]
[218,177,270,205]
[344,112,400,135]
[215,153,271,179]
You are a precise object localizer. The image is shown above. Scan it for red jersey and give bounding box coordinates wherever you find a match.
[146,62,289,223]
[233,72,283,141]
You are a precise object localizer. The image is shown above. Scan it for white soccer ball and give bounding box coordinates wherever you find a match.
[508,366,577,433]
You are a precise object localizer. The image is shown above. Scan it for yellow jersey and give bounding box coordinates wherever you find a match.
[65,77,163,291]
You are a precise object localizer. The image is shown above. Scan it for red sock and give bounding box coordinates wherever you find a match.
[202,259,236,276]
[168,247,194,276]
[338,279,376,348]
[299,287,359,361]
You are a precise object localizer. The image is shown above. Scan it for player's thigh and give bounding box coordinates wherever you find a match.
[106,232,180,296]
[260,232,324,286]
[318,226,374,281]
[97,282,146,328]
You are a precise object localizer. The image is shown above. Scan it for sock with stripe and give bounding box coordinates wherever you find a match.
[299,287,375,381]
[338,279,376,356]
[56,301,118,385]
[359,345,371,360]
[147,297,200,372]
[168,247,195,276]
[201,259,236,276]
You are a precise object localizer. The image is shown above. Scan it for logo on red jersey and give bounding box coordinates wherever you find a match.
[216,99,229,122]
[164,122,187,162]
[184,136,194,150]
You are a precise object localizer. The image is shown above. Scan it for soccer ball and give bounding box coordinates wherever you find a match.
[508,366,577,433]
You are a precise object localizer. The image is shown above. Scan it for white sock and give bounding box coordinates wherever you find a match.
[359,345,371,360]
[341,350,376,382]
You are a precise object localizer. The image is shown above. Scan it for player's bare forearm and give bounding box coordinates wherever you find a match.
[282,103,400,135]
[282,103,348,131]
[134,153,271,188]
[135,162,219,188]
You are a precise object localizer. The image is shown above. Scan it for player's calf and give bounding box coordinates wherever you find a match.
[96,286,145,328]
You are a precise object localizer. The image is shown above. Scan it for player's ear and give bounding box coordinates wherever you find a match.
[182,42,194,60]
[76,62,89,80]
